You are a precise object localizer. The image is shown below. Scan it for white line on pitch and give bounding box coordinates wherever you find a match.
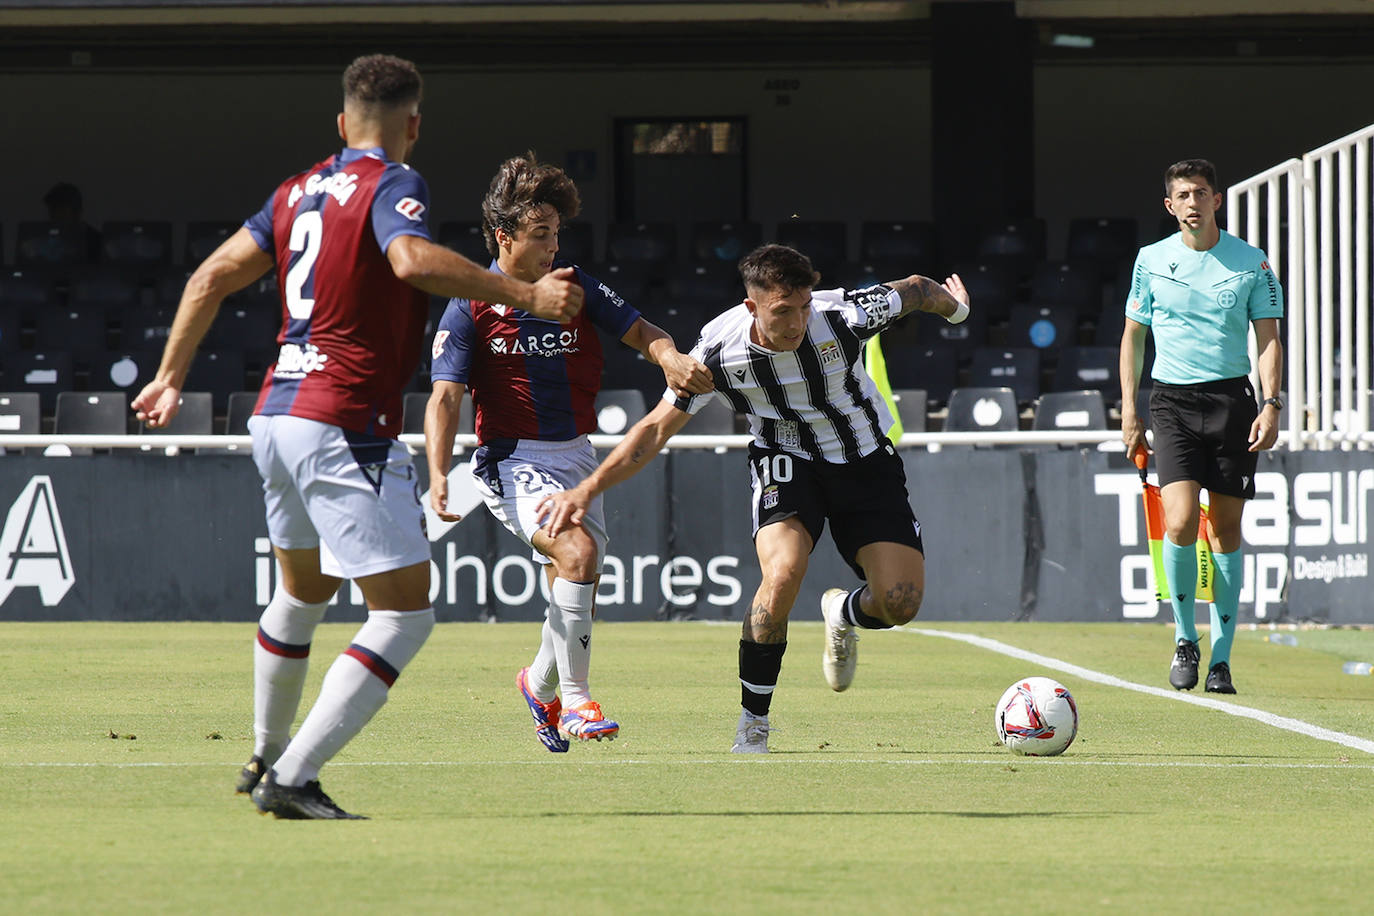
[4,758,1372,770]
[906,627,1374,756]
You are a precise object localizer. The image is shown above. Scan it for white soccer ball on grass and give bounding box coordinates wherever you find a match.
[994,676,1078,756]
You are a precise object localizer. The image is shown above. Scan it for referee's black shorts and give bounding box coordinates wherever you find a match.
[747,439,924,580]
[1149,376,1259,499]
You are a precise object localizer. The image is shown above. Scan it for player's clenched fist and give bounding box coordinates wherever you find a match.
[527,267,584,323]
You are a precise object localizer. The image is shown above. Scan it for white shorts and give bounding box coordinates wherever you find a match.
[470,436,608,566]
[249,414,430,580]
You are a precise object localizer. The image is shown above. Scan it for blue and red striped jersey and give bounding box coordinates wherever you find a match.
[429,261,641,443]
[243,146,432,438]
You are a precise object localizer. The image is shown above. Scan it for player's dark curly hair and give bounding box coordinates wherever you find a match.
[738,244,820,295]
[1165,158,1218,194]
[342,54,423,109]
[481,153,582,257]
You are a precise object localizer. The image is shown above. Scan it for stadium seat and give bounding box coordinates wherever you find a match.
[402,391,429,435]
[202,303,279,357]
[224,390,259,435]
[774,219,847,279]
[688,220,761,263]
[32,305,113,355]
[944,386,1019,432]
[102,221,173,276]
[54,390,128,434]
[185,348,247,412]
[89,350,158,395]
[0,269,56,311]
[606,222,677,265]
[437,221,491,265]
[1032,390,1108,432]
[15,221,89,272]
[949,260,1020,323]
[185,221,239,265]
[1030,260,1103,315]
[67,267,142,311]
[1006,304,1077,352]
[558,221,596,264]
[1066,217,1138,276]
[665,260,742,308]
[0,310,23,355]
[0,392,40,434]
[968,346,1041,404]
[889,387,928,433]
[1092,305,1127,346]
[974,218,1046,280]
[840,258,909,292]
[8,351,74,414]
[599,332,658,395]
[1053,346,1119,396]
[928,305,988,359]
[593,388,647,434]
[859,220,937,263]
[140,391,214,436]
[884,343,957,406]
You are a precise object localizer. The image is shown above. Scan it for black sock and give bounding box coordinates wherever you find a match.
[845,587,891,630]
[739,639,786,717]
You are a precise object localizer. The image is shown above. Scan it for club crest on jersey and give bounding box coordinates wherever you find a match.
[761,484,779,510]
[432,329,450,360]
[818,340,842,367]
[394,197,426,222]
[287,171,360,208]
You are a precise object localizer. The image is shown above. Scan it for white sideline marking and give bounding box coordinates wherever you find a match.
[907,627,1374,757]
[5,759,1373,770]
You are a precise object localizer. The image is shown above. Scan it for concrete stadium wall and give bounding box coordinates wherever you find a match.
[0,447,1367,624]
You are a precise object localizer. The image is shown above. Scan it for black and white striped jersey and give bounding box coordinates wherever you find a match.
[668,285,901,463]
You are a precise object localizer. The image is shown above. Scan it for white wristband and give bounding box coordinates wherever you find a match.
[946,301,970,324]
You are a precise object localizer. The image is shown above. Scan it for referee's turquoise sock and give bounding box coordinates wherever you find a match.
[1163,536,1199,644]
[1209,549,1242,667]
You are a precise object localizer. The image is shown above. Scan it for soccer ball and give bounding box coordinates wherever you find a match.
[994,677,1078,756]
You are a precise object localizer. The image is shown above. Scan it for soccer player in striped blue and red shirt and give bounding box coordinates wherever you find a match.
[426,154,712,750]
[133,55,583,819]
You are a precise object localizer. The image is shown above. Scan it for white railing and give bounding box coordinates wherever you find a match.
[1229,123,1374,450]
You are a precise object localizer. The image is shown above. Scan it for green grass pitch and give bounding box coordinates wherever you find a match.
[2,620,1372,914]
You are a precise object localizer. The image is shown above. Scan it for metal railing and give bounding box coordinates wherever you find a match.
[1228,123,1374,449]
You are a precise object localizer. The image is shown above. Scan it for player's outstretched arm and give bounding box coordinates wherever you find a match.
[536,400,693,537]
[424,380,468,521]
[386,235,583,322]
[884,273,969,324]
[133,227,273,428]
[621,318,714,397]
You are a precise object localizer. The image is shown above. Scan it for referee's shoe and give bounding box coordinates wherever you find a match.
[1169,639,1200,691]
[1205,662,1237,694]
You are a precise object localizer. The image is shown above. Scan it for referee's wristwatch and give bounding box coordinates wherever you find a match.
[1262,396,1284,412]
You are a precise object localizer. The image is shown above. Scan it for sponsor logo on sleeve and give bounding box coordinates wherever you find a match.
[432,329,450,360]
[395,197,426,222]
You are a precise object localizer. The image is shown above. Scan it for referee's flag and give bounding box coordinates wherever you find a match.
[864,334,903,440]
[1135,452,1214,602]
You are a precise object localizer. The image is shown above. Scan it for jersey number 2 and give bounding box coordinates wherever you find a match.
[284,210,323,320]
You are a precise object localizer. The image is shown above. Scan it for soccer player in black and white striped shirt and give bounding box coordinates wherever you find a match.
[537,244,970,753]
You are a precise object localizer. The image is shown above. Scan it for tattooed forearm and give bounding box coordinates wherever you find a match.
[743,601,788,643]
[886,276,958,320]
[630,446,648,464]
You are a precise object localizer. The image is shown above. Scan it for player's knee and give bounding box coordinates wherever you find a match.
[871,581,923,625]
[758,556,807,593]
[553,528,600,581]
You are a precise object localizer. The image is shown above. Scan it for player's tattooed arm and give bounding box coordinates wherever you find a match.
[885,274,969,322]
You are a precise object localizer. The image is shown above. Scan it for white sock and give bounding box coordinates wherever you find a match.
[548,578,596,708]
[271,608,434,787]
[253,589,330,765]
[528,612,560,702]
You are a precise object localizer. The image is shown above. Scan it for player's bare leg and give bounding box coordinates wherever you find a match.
[734,519,810,752]
[820,541,924,692]
[531,526,617,742]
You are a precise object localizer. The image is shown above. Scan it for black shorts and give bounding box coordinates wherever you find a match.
[1149,377,1259,499]
[747,439,924,580]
